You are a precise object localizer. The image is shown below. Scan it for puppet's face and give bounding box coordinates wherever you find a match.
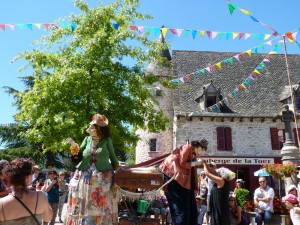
[86,124,97,136]
[194,146,206,157]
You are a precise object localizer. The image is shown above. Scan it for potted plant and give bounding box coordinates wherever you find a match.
[272,196,292,225]
[262,163,297,177]
[235,188,251,209]
[273,196,289,215]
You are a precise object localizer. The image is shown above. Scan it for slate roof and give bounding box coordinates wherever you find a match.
[172,50,300,118]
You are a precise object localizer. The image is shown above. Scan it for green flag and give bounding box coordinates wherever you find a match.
[228,3,237,15]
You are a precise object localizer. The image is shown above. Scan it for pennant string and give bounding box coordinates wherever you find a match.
[170,34,283,83]
[175,39,283,116]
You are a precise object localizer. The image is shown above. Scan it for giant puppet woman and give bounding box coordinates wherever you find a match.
[66,114,119,225]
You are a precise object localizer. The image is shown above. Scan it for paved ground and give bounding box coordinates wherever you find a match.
[54,203,67,225]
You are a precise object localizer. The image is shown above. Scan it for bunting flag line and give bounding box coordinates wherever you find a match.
[0,122,29,128]
[175,39,283,117]
[0,22,77,32]
[128,25,277,41]
[0,21,299,48]
[0,21,288,43]
[225,1,300,51]
[227,2,279,36]
[169,34,284,84]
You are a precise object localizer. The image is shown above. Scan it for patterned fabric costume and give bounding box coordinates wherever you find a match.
[65,115,119,225]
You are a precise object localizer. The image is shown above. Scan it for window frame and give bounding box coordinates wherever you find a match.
[217,127,232,151]
[270,128,286,150]
[149,138,157,152]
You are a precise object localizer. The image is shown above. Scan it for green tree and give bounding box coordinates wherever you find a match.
[11,0,172,158]
[0,78,66,168]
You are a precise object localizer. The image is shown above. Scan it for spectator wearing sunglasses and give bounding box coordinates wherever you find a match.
[254,176,274,225]
[42,169,62,225]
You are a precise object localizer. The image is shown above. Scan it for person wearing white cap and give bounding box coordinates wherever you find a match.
[232,178,244,198]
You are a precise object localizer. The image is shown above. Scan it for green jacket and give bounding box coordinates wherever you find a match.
[76,136,119,172]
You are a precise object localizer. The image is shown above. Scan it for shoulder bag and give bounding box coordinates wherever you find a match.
[11,194,40,225]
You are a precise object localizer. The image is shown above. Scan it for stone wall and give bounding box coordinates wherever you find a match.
[135,83,174,163]
[175,117,286,157]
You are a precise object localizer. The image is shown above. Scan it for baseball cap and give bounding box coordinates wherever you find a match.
[282,194,298,204]
[236,179,244,184]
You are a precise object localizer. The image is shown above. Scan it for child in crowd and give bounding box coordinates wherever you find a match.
[282,194,300,225]
[196,195,207,225]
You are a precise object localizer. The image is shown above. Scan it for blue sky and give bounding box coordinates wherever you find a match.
[0,0,299,126]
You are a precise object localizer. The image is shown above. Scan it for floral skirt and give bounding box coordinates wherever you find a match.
[65,167,118,225]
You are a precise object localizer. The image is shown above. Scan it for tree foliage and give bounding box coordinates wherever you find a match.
[11,0,172,156]
[0,146,44,166]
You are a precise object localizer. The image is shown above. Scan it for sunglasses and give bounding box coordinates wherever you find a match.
[48,173,55,175]
[229,199,235,202]
[259,180,266,184]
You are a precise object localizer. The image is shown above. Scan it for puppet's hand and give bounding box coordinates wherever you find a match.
[191,161,202,167]
[66,137,76,147]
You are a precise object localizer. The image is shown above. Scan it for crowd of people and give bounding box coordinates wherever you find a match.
[0,113,300,225]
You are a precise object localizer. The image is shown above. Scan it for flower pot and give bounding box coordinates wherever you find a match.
[271,174,280,179]
[271,214,292,225]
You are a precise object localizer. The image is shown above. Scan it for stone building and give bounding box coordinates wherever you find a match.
[135,49,300,194]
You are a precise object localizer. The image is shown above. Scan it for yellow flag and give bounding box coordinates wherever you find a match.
[34,24,41,29]
[264,34,271,40]
[240,8,251,15]
[161,28,168,37]
[246,50,252,57]
[288,38,294,44]
[216,62,222,70]
[254,69,261,74]
[232,32,239,39]
[199,30,205,37]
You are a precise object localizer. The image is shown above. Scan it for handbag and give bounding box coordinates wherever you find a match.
[11,194,40,225]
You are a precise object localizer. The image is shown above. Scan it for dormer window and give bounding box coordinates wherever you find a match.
[207,96,217,108]
[195,80,221,112]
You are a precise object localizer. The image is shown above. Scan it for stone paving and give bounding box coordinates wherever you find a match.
[54,203,67,225]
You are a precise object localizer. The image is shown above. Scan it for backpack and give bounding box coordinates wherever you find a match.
[239,210,250,225]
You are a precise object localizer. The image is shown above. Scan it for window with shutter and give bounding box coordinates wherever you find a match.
[225,127,233,151]
[217,127,226,150]
[270,128,280,150]
[217,127,232,150]
[278,129,285,149]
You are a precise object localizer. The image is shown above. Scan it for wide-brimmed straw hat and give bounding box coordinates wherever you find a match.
[90,114,109,127]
